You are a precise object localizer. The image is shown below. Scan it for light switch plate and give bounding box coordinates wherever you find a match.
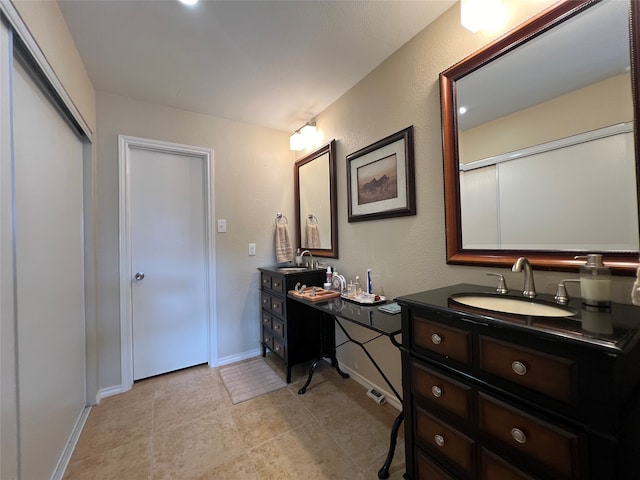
[217,219,227,233]
[248,243,256,256]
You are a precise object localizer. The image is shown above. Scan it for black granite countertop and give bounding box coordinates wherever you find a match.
[396,283,640,353]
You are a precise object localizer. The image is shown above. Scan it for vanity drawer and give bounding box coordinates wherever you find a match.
[270,275,285,294]
[479,336,576,404]
[271,317,285,338]
[416,449,455,480]
[262,331,274,351]
[478,393,580,479]
[271,296,286,318]
[261,273,273,290]
[415,406,475,475]
[261,292,272,312]
[272,337,286,360]
[261,312,272,330]
[412,361,473,423]
[480,448,535,480]
[413,315,471,365]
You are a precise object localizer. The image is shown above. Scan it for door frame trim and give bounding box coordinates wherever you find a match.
[118,135,216,389]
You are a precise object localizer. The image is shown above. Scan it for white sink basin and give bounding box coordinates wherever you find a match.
[277,267,309,272]
[451,294,574,317]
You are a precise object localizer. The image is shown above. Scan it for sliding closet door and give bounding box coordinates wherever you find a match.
[12,54,86,480]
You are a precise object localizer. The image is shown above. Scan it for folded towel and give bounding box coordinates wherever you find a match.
[275,224,294,263]
[305,224,321,248]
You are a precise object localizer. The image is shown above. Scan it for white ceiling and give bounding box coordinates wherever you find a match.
[57,0,456,133]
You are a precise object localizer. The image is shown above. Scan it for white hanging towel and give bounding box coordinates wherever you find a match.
[305,223,321,248]
[275,224,294,263]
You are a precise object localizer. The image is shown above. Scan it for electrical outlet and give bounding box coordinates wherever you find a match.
[217,219,227,233]
[248,243,256,256]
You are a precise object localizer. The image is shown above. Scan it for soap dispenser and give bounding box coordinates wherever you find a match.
[576,254,612,309]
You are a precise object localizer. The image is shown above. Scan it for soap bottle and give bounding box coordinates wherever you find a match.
[576,254,612,309]
[295,248,302,266]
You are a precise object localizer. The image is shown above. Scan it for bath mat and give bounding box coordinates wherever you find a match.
[219,358,286,404]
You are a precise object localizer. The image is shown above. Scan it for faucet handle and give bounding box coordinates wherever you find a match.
[486,273,508,294]
[555,279,580,304]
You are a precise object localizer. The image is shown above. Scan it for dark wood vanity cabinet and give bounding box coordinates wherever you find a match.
[397,284,640,480]
[258,267,325,383]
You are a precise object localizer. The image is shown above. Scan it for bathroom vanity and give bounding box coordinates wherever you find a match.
[258,266,326,382]
[396,284,640,479]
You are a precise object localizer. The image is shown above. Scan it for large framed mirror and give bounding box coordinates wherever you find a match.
[441,0,640,273]
[294,139,338,258]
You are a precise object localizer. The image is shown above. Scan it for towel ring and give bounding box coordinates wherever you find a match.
[275,213,288,225]
[306,214,318,225]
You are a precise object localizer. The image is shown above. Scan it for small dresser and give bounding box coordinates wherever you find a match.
[396,284,640,480]
[258,267,326,382]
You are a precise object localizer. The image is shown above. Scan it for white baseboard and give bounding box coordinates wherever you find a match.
[338,363,402,412]
[50,405,91,480]
[96,384,129,403]
[215,348,262,367]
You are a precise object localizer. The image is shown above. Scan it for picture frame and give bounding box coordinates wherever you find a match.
[347,126,416,222]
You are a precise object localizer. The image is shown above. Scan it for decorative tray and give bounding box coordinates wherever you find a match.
[340,294,387,306]
[288,287,341,303]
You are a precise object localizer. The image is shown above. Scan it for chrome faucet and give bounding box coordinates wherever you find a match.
[300,250,314,268]
[512,257,536,298]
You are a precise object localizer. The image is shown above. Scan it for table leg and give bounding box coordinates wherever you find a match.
[377,411,404,479]
[298,353,349,394]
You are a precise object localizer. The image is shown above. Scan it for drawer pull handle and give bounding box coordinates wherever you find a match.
[511,428,527,444]
[273,282,280,288]
[275,346,281,352]
[431,385,442,398]
[264,337,271,342]
[434,434,445,447]
[511,361,527,376]
[273,304,280,310]
[431,333,442,345]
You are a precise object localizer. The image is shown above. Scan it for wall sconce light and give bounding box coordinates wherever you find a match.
[461,0,505,33]
[290,122,320,151]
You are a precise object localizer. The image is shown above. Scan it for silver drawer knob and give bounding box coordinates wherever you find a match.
[431,385,442,398]
[511,361,527,376]
[511,428,527,444]
[434,434,445,447]
[431,333,442,345]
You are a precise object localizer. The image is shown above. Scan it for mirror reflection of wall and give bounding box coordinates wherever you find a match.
[299,153,330,249]
[441,0,640,271]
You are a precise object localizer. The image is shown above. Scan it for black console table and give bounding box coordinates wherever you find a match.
[287,294,403,479]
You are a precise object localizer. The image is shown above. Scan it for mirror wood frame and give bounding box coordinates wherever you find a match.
[441,0,640,274]
[294,139,338,258]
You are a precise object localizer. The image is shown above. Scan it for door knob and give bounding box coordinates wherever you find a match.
[134,272,145,280]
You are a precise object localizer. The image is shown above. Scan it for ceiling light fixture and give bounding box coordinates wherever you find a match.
[461,0,505,33]
[178,0,199,6]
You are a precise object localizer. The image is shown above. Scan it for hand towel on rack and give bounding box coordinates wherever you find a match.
[305,223,321,249]
[275,223,294,263]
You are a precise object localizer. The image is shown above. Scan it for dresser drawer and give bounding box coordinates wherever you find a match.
[270,275,284,294]
[273,337,286,360]
[261,292,272,312]
[416,449,455,480]
[413,316,471,365]
[416,406,475,475]
[262,330,274,351]
[261,312,272,330]
[271,296,285,317]
[261,273,272,290]
[272,317,285,338]
[478,393,580,479]
[480,448,535,480]
[479,336,576,404]
[412,361,473,423]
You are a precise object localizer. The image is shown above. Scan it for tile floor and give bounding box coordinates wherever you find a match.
[64,354,406,479]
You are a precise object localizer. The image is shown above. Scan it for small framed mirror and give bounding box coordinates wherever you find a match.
[294,140,338,258]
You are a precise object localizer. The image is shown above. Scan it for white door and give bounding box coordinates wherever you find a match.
[129,147,209,380]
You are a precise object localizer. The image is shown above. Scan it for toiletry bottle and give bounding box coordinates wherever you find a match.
[326,266,332,284]
[295,248,302,266]
[576,254,612,309]
[367,269,373,294]
[354,276,361,295]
